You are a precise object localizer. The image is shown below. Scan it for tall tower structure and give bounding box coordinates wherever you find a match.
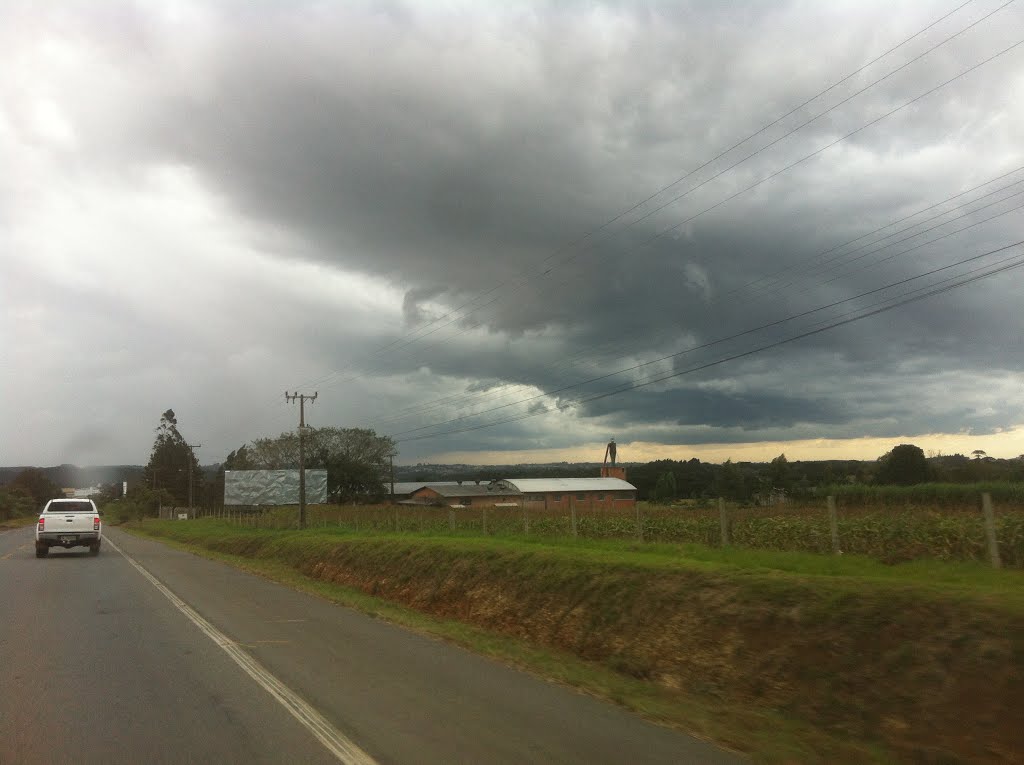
[601,438,626,480]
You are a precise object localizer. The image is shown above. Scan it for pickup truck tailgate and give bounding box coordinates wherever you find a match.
[48,513,98,533]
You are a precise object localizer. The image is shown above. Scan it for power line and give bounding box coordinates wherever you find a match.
[809,197,1024,289]
[395,245,1024,443]
[365,175,1024,431]
[256,8,1022,452]
[587,256,1024,401]
[281,1,998,397]
[389,240,1023,441]
[317,33,1024,401]
[386,244,1021,439]
[733,164,1024,295]
[388,245,1024,440]
[753,186,1024,297]
[583,36,1024,283]
[357,179,1024,436]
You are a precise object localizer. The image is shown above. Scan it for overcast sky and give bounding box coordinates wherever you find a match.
[3,0,1023,468]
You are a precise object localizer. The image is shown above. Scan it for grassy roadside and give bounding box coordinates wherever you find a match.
[125,521,1024,764]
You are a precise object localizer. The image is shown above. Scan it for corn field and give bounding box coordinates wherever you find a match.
[199,494,1024,568]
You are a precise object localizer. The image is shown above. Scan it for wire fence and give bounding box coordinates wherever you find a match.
[195,493,1023,568]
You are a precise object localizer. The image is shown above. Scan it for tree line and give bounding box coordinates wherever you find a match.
[4,421,1023,519]
[400,444,1024,503]
[628,445,1024,503]
[1,408,395,521]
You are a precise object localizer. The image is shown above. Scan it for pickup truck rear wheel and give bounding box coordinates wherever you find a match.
[35,544,48,558]
[89,542,100,556]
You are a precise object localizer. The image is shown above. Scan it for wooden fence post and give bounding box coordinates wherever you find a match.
[827,495,840,554]
[636,503,644,542]
[394,507,399,533]
[982,493,1002,569]
[449,508,456,533]
[571,505,578,539]
[482,507,488,535]
[524,506,530,536]
[718,498,730,547]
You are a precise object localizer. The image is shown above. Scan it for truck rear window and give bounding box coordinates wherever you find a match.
[48,502,94,513]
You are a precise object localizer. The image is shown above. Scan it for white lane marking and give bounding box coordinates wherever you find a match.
[105,535,377,765]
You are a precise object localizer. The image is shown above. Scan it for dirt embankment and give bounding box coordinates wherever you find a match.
[149,530,1024,763]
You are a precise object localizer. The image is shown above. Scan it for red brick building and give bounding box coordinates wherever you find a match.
[408,483,520,508]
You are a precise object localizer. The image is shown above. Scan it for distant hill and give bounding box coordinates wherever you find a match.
[394,462,622,482]
[0,464,145,489]
[0,463,224,490]
[5,454,1017,498]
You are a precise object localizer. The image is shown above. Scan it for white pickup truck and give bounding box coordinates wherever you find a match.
[35,498,102,557]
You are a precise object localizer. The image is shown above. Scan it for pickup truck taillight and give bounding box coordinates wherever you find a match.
[93,517,100,531]
[38,516,44,529]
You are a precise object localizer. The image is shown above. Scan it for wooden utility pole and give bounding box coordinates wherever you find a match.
[285,391,318,529]
[187,443,202,512]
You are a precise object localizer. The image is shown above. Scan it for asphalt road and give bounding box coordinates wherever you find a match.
[0,525,745,765]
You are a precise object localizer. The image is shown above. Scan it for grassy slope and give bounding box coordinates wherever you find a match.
[127,521,1024,764]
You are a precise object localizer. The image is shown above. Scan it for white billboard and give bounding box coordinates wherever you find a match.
[224,469,328,506]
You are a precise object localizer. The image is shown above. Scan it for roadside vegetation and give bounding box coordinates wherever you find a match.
[128,518,1024,764]
[0,469,63,527]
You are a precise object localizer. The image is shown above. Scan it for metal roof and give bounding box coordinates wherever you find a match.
[498,478,636,492]
[388,481,462,495]
[413,484,513,498]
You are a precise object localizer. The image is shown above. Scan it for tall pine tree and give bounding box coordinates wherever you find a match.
[141,409,201,505]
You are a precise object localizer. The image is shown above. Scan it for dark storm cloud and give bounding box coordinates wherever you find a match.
[579,386,851,429]
[4,0,1023,465]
